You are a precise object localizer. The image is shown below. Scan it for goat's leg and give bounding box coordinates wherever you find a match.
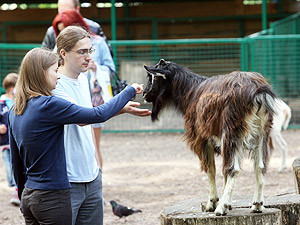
[205,148,218,212]
[251,165,265,212]
[251,139,265,213]
[215,150,241,216]
[215,171,238,216]
[222,174,227,195]
[221,175,232,210]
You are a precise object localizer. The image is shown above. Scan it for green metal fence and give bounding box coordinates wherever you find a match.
[0,43,40,94]
[270,12,300,35]
[0,34,300,131]
[249,12,300,37]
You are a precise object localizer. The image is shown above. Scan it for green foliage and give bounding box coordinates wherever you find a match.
[243,0,273,4]
[27,3,58,9]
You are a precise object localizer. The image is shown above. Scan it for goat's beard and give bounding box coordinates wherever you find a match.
[151,101,160,121]
[150,92,167,122]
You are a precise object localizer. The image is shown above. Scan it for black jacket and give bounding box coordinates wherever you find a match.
[0,100,9,146]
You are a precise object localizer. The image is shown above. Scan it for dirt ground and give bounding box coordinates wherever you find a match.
[0,130,299,225]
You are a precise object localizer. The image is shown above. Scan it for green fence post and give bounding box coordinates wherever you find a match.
[110,0,118,69]
[294,19,298,34]
[124,0,130,40]
[249,38,255,72]
[262,0,268,30]
[240,39,249,71]
[2,23,7,79]
[263,38,268,82]
[269,37,276,90]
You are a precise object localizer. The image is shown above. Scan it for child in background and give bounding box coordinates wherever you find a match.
[0,73,19,206]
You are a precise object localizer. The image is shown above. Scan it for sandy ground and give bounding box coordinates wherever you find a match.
[0,130,299,225]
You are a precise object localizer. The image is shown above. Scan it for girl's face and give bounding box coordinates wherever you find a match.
[46,62,60,90]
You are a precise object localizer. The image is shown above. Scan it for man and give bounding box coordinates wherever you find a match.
[53,26,150,225]
[42,0,109,52]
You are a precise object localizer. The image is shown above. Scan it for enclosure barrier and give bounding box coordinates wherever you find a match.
[270,12,300,35]
[1,35,300,132]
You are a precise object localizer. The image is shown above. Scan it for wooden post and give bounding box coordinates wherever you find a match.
[292,158,300,194]
[161,198,282,225]
[196,192,300,225]
[231,193,300,225]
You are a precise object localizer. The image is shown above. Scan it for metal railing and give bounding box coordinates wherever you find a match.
[1,35,299,131]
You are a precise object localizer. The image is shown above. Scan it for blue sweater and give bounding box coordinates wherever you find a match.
[8,86,135,199]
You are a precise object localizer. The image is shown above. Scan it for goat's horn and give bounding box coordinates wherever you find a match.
[154,72,167,79]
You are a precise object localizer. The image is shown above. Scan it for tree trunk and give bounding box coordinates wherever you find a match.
[293,158,300,194]
[200,193,300,225]
[160,198,282,225]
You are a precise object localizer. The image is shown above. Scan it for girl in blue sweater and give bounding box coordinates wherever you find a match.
[8,48,150,225]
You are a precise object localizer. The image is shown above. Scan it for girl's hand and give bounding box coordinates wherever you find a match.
[131,83,144,94]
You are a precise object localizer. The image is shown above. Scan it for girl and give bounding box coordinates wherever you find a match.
[8,48,148,224]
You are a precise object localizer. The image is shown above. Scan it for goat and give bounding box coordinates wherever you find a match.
[270,98,291,172]
[143,59,276,216]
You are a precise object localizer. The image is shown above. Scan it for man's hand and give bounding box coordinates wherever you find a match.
[0,124,7,134]
[119,101,151,117]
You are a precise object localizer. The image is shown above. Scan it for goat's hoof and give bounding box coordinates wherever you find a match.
[214,203,229,216]
[215,211,226,216]
[205,207,215,212]
[205,198,219,212]
[251,202,264,213]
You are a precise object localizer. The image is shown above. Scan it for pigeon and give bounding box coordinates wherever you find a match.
[110,200,142,218]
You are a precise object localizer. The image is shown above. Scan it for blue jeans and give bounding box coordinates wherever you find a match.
[70,170,103,225]
[2,148,15,187]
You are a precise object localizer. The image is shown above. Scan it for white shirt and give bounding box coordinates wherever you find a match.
[53,73,99,182]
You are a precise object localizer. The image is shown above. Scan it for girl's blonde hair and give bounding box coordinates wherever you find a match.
[56,25,90,65]
[14,48,58,115]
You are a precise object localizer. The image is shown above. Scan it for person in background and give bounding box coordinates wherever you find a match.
[0,73,19,206]
[52,9,115,169]
[9,47,148,224]
[42,0,112,55]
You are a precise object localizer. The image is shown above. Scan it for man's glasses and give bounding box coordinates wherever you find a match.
[71,48,95,56]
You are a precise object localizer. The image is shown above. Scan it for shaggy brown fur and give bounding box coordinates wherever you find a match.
[143,59,275,177]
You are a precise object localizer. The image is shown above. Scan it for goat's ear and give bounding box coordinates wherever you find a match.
[144,65,171,79]
[159,59,165,65]
[144,65,150,72]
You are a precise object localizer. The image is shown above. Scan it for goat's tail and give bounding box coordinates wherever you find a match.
[252,85,276,174]
[254,85,276,116]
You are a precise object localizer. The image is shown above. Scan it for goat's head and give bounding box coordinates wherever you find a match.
[143,59,175,121]
[143,59,171,101]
